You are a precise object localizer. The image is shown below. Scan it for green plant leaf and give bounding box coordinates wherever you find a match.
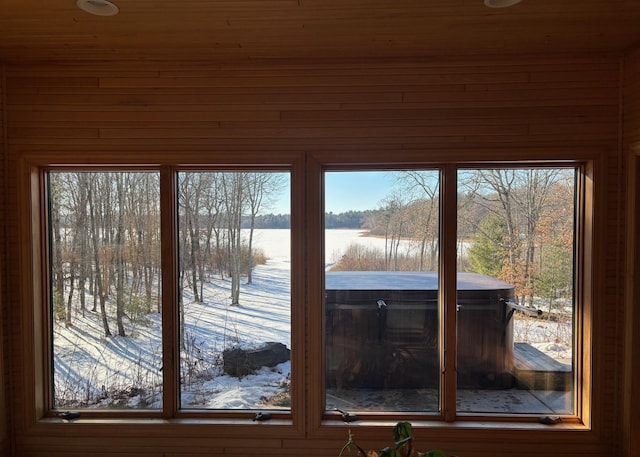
[378,447,398,457]
[340,422,452,457]
[393,422,413,444]
[422,451,448,457]
[392,422,414,456]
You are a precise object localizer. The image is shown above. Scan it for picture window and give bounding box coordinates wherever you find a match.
[37,157,589,425]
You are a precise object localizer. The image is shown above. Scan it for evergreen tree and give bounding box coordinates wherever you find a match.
[536,243,573,314]
[467,214,508,278]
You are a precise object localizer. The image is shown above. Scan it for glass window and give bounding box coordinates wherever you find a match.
[41,158,587,424]
[49,171,162,409]
[176,171,291,410]
[48,169,291,412]
[324,170,441,413]
[456,168,575,415]
[323,166,578,417]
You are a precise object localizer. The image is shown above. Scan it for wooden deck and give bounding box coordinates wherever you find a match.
[512,343,572,391]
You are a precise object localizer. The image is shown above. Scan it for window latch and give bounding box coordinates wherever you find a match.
[253,412,272,421]
[58,411,81,421]
[334,408,358,422]
[539,415,562,425]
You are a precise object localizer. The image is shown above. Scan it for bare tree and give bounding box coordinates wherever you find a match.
[178,172,203,350]
[126,173,160,314]
[76,173,90,317]
[48,174,66,317]
[62,173,90,327]
[244,172,286,284]
[176,171,287,307]
[460,168,568,305]
[221,172,244,305]
[114,174,126,337]
[377,193,409,270]
[200,174,224,280]
[396,171,439,271]
[87,173,112,337]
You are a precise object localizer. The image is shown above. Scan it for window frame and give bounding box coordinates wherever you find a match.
[305,150,595,437]
[23,152,306,438]
[20,149,598,442]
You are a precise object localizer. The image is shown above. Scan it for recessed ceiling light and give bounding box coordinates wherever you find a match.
[484,0,523,8]
[76,0,119,16]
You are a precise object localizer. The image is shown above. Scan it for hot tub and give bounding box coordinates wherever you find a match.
[325,271,516,389]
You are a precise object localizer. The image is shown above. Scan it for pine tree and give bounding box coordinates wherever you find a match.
[467,214,508,278]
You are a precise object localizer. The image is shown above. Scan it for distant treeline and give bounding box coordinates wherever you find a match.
[249,210,372,229]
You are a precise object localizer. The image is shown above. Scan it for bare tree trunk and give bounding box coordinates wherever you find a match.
[180,173,204,303]
[77,173,89,317]
[222,173,244,305]
[246,218,256,284]
[65,265,75,328]
[187,215,201,303]
[49,174,65,311]
[88,174,112,337]
[245,174,264,284]
[115,174,126,337]
[231,178,243,305]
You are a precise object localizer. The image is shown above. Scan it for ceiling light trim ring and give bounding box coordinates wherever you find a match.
[484,0,523,8]
[76,0,119,16]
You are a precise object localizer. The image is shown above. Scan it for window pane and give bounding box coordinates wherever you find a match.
[324,170,440,413]
[49,171,162,409]
[177,171,291,410]
[457,168,575,414]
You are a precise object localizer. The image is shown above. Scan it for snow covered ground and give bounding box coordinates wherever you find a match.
[53,229,573,411]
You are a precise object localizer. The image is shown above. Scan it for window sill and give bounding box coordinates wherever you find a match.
[316,416,589,434]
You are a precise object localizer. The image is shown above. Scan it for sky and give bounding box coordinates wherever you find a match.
[268,171,396,215]
[324,171,395,213]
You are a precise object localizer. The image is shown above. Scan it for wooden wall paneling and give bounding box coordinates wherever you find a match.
[2,1,640,63]
[623,49,640,145]
[5,59,621,152]
[622,48,640,457]
[0,61,12,457]
[3,57,628,456]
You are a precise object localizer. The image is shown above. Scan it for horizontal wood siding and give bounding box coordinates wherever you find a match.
[5,60,620,151]
[0,62,11,457]
[624,50,640,146]
[622,48,640,457]
[2,1,640,63]
[4,57,627,457]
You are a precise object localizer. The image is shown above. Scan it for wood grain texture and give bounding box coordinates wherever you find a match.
[622,49,640,457]
[1,56,632,456]
[0,62,11,457]
[0,0,640,63]
[624,51,640,147]
[5,59,621,152]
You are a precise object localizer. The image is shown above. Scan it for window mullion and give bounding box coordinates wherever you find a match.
[160,166,179,418]
[440,164,458,421]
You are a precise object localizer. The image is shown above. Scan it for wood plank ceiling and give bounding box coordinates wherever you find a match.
[1,0,640,63]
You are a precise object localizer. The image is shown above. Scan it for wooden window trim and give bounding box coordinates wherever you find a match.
[306,149,597,439]
[17,148,601,445]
